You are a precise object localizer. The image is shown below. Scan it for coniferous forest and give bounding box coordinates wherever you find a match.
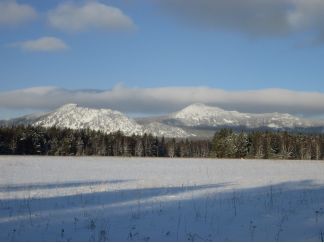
[1,126,324,159]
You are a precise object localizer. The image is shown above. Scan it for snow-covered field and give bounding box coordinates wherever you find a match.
[0,157,324,241]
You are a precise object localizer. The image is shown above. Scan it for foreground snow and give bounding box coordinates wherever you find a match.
[0,157,324,241]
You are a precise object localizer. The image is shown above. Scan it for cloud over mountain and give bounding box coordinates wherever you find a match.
[1,85,324,118]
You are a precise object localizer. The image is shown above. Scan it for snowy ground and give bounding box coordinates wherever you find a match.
[0,157,324,241]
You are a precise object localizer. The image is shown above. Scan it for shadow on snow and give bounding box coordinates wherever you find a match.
[0,179,134,192]
[0,180,324,241]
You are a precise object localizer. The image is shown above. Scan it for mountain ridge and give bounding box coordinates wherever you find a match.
[1,103,324,138]
[3,103,192,138]
[164,103,320,129]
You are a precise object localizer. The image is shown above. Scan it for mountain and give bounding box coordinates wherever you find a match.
[0,112,47,127]
[2,103,324,138]
[142,122,195,138]
[33,104,143,136]
[162,103,321,130]
[2,103,192,138]
[168,103,251,127]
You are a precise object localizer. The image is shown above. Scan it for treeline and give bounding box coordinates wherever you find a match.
[211,128,324,160]
[1,126,324,159]
[0,126,210,157]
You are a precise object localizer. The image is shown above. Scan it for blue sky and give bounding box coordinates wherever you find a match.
[1,0,324,118]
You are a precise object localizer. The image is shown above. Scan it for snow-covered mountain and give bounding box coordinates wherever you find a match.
[2,103,324,138]
[165,103,319,129]
[169,103,250,127]
[24,104,192,137]
[34,104,143,136]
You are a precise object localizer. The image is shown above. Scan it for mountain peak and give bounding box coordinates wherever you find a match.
[167,103,318,129]
[57,103,78,110]
[187,103,207,107]
[34,104,144,136]
[178,103,225,115]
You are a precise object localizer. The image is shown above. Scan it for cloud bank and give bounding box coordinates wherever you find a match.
[47,1,136,32]
[0,0,37,26]
[10,37,68,52]
[160,0,324,42]
[1,85,324,118]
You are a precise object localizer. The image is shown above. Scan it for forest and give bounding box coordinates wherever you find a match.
[1,125,324,160]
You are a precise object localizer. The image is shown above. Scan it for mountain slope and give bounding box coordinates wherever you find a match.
[31,104,192,137]
[142,122,195,138]
[0,112,47,127]
[33,104,143,136]
[169,103,250,127]
[165,103,319,129]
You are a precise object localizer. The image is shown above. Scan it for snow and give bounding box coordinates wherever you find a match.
[172,103,242,127]
[267,123,280,129]
[142,122,195,137]
[1,156,324,241]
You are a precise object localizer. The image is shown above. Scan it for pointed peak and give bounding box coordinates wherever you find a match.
[181,103,225,112]
[186,103,207,108]
[57,103,78,110]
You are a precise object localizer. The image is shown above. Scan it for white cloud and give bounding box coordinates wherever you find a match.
[1,85,324,118]
[47,1,136,32]
[0,0,37,26]
[11,37,68,52]
[160,0,324,42]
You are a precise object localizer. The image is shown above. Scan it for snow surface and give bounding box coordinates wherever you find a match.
[0,156,324,241]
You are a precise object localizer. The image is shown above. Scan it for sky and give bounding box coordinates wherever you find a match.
[1,0,324,119]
